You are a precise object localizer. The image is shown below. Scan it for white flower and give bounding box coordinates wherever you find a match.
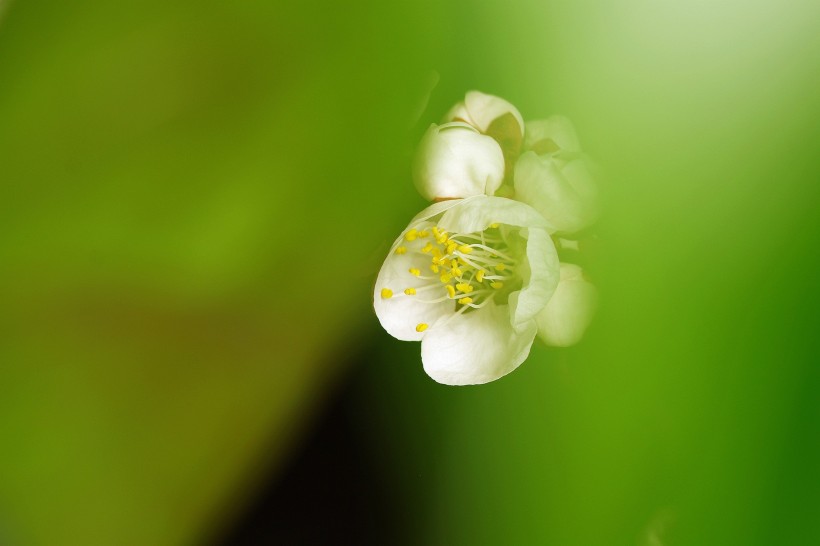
[523,116,581,155]
[412,122,505,201]
[445,90,525,138]
[514,116,598,234]
[373,196,560,385]
[535,263,598,347]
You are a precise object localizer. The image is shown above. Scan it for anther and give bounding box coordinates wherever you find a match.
[409,268,421,277]
[404,288,417,295]
[458,245,472,254]
[440,272,453,283]
[422,242,433,253]
[380,288,393,299]
[495,263,506,271]
[458,297,473,305]
[405,229,418,241]
[430,264,440,273]
[395,246,407,255]
[476,270,485,282]
[490,282,504,289]
[416,323,428,332]
[446,285,456,298]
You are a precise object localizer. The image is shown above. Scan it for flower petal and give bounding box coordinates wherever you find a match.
[524,116,581,154]
[462,91,524,137]
[421,300,538,385]
[373,222,454,342]
[412,122,505,201]
[508,226,560,329]
[513,151,598,234]
[437,195,551,234]
[536,264,598,347]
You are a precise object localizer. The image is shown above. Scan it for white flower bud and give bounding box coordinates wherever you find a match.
[536,263,597,347]
[444,90,525,137]
[524,116,581,155]
[513,151,599,234]
[412,122,505,201]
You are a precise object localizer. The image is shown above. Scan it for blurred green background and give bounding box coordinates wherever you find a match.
[0,0,818,544]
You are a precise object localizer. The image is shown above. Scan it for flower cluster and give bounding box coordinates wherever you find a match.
[374,91,598,385]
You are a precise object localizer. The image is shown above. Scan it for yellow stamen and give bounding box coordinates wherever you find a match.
[446,285,456,298]
[491,282,504,289]
[476,270,485,282]
[395,246,407,255]
[490,223,500,229]
[405,229,418,241]
[430,264,440,273]
[416,323,428,332]
[446,242,457,255]
[418,230,429,238]
[495,263,506,271]
[458,297,473,305]
[404,288,416,295]
[452,267,463,277]
[409,267,421,277]
[380,288,393,299]
[458,244,472,254]
[440,272,452,283]
[422,242,433,253]
[456,282,473,293]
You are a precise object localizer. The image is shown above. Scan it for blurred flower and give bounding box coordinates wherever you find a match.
[412,122,505,200]
[374,196,560,385]
[535,263,598,347]
[514,116,598,234]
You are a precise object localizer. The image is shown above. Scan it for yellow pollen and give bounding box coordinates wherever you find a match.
[450,259,458,269]
[440,272,452,283]
[446,242,457,254]
[452,267,463,277]
[416,323,428,332]
[395,246,407,255]
[458,244,472,254]
[458,297,473,305]
[431,227,441,238]
[422,242,433,253]
[476,270,485,282]
[418,230,429,237]
[380,288,393,299]
[456,282,473,293]
[432,247,442,258]
[404,288,416,295]
[446,285,456,298]
[430,264,440,273]
[490,223,500,228]
[491,282,504,289]
[409,268,421,277]
[405,229,418,241]
[495,263,506,271]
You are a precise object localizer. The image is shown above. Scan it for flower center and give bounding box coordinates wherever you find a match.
[380,222,523,331]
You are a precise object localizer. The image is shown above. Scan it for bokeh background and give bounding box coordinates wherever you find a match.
[1,0,818,544]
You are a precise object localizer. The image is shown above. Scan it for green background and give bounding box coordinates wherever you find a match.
[0,0,817,544]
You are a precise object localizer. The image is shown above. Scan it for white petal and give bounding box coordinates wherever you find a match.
[373,222,454,342]
[437,195,551,234]
[412,122,505,200]
[421,300,538,385]
[443,100,472,125]
[513,152,598,234]
[507,227,560,329]
[524,116,581,154]
[463,91,524,137]
[536,264,598,347]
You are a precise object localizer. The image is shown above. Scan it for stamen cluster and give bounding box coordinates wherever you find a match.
[380,223,519,333]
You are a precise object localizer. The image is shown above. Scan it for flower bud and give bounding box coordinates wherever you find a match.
[524,116,581,155]
[445,90,524,137]
[513,151,598,234]
[412,122,505,201]
[536,264,597,347]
